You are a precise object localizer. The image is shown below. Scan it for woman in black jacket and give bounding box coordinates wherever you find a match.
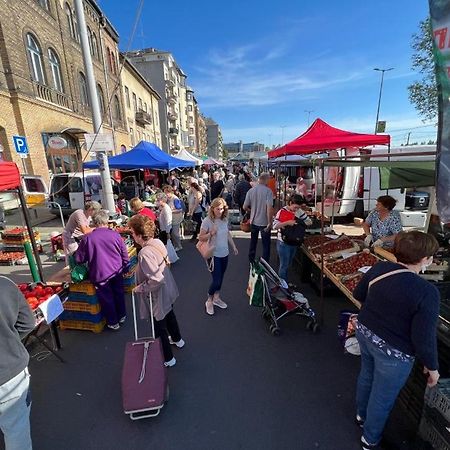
[353,230,440,450]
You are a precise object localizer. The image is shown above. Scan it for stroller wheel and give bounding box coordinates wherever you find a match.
[270,324,281,336]
[312,323,320,334]
[306,320,313,331]
[262,309,270,320]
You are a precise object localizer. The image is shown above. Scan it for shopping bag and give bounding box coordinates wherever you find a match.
[247,263,264,307]
[68,255,89,282]
[338,310,360,355]
[196,239,215,260]
[240,213,251,233]
[166,240,179,264]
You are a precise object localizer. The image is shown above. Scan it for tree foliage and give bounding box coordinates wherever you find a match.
[407,18,438,122]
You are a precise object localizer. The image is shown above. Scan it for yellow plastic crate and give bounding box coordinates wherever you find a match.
[59,319,105,333]
[69,281,96,296]
[127,246,137,259]
[64,301,101,314]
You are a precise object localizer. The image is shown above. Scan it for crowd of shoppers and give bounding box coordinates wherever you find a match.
[4,160,444,450]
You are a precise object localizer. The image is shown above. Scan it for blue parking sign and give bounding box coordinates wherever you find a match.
[12,135,29,156]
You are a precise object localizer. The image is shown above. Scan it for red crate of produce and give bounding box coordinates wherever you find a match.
[304,235,332,249]
[327,251,379,277]
[311,236,356,256]
[0,251,25,265]
[342,273,364,293]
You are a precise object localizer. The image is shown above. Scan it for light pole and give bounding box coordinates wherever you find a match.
[304,110,314,127]
[373,67,393,134]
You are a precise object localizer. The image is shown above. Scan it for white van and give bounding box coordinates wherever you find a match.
[363,145,436,212]
[0,175,48,211]
[49,172,119,216]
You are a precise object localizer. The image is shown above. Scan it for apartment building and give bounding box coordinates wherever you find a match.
[195,105,207,156]
[120,55,161,149]
[184,86,197,153]
[0,0,129,180]
[126,48,196,154]
[204,117,223,160]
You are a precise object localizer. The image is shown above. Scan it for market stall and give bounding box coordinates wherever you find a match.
[83,141,195,170]
[59,228,137,333]
[174,148,203,166]
[0,161,67,353]
[0,161,44,280]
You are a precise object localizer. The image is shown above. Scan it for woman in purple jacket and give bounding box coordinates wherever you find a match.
[75,210,129,330]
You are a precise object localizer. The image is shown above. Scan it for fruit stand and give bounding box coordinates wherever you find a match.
[59,225,137,333]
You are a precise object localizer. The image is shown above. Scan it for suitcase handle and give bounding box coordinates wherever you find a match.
[131,289,155,341]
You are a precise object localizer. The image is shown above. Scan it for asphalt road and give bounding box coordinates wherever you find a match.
[1,231,424,450]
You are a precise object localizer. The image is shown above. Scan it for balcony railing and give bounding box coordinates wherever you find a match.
[34,82,71,109]
[167,109,178,121]
[135,109,152,125]
[168,127,179,135]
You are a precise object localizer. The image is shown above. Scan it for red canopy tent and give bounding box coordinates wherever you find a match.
[268,118,390,158]
[0,161,21,190]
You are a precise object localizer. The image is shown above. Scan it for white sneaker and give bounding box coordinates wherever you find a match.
[169,338,185,348]
[205,300,214,315]
[164,357,176,367]
[213,297,228,309]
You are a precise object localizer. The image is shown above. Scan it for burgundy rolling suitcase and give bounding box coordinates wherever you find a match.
[122,290,168,420]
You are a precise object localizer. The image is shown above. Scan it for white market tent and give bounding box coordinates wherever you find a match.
[175,149,203,166]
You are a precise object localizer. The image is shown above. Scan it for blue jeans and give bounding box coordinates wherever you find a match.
[0,368,32,450]
[277,240,297,281]
[249,225,271,263]
[356,329,414,445]
[208,256,229,295]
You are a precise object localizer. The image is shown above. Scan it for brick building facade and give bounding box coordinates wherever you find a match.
[0,0,129,181]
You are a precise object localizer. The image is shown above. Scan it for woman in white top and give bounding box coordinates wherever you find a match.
[155,193,172,245]
[164,185,184,251]
[198,198,238,316]
[187,182,204,241]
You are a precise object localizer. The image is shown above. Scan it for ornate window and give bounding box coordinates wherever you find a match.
[65,3,75,38]
[91,32,99,59]
[79,72,89,106]
[113,95,121,120]
[48,49,63,92]
[26,34,45,84]
[97,84,105,117]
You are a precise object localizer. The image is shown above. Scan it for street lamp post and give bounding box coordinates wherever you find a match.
[374,67,394,134]
[304,110,314,127]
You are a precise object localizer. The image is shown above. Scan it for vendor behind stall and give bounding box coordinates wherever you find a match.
[129,197,157,221]
[362,195,402,248]
[62,201,101,255]
[74,210,129,330]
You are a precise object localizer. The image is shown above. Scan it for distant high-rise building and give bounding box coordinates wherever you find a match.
[204,117,223,159]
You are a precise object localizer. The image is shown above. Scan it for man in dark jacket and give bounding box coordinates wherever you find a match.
[210,171,225,200]
[233,174,252,214]
[0,276,35,450]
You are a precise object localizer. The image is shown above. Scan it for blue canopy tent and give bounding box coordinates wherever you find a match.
[83,141,195,170]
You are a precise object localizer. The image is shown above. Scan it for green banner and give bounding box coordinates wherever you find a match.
[429,0,450,222]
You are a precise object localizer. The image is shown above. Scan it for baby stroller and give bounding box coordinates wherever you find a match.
[257,258,319,335]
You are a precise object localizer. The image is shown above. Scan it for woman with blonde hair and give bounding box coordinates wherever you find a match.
[198,197,238,315]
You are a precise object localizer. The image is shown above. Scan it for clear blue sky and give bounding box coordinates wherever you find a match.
[99,0,435,147]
